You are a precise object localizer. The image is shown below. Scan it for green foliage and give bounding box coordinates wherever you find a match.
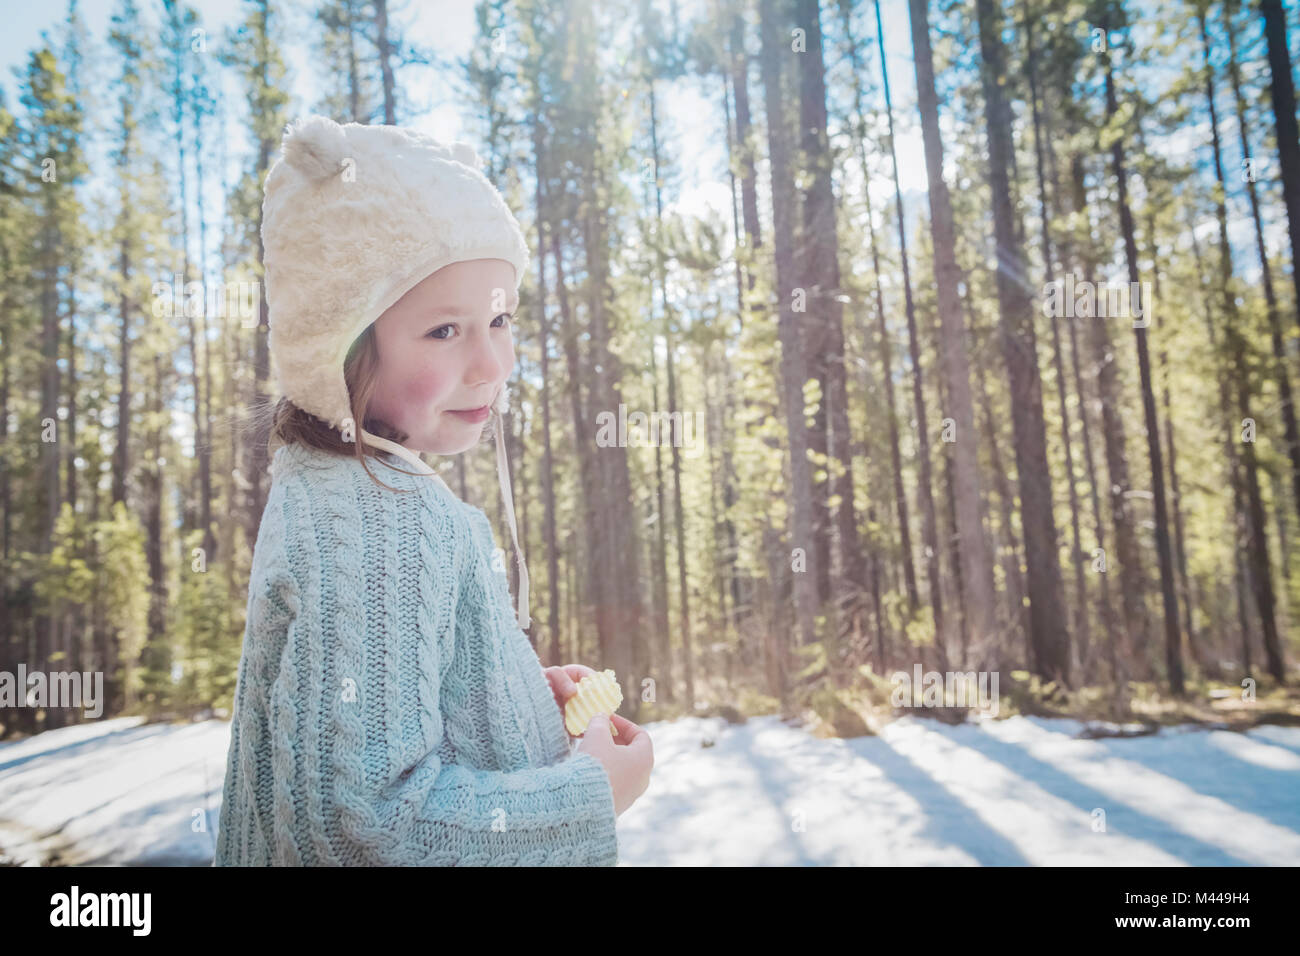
[22,503,150,709]
[4,0,1299,741]
[1000,669,1073,718]
[172,530,243,715]
[856,664,901,708]
[903,606,936,648]
[808,686,872,737]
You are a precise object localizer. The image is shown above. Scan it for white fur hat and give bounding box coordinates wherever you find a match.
[262,114,532,629]
[263,114,528,431]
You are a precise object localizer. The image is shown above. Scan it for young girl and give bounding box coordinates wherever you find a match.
[214,115,653,866]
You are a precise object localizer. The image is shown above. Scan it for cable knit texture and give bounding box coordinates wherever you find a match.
[214,441,618,866]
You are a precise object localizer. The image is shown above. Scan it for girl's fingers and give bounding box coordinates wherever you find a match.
[607,712,642,742]
[556,665,594,703]
[562,664,596,683]
[543,668,573,708]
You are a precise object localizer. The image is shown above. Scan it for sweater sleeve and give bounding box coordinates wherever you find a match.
[264,469,619,867]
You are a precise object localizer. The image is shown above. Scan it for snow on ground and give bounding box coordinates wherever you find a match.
[1,713,1297,866]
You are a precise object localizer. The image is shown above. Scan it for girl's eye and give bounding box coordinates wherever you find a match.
[427,314,512,340]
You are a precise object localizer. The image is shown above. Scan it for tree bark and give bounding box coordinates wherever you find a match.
[1198,5,1284,684]
[841,17,919,620]
[760,0,817,691]
[798,0,866,659]
[1260,0,1300,332]
[374,0,396,123]
[975,0,1071,683]
[874,0,944,664]
[1024,7,1089,680]
[531,118,563,667]
[909,0,999,671]
[1228,0,1300,538]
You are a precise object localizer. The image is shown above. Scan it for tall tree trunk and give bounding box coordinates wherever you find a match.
[760,0,817,692]
[641,57,673,699]
[1260,0,1300,330]
[647,304,673,700]
[798,0,866,661]
[1024,6,1090,679]
[217,87,238,610]
[1,246,12,698]
[973,314,1032,665]
[345,0,363,122]
[1228,0,1300,536]
[730,8,762,274]
[113,198,132,507]
[1199,5,1285,684]
[975,0,1071,682]
[850,306,889,671]
[374,0,396,124]
[169,19,206,561]
[38,173,62,732]
[192,61,215,560]
[1149,214,1200,679]
[930,322,968,659]
[551,227,599,669]
[145,353,168,711]
[245,0,276,537]
[65,268,78,516]
[532,120,563,666]
[1103,35,1182,693]
[701,343,729,638]
[647,76,692,707]
[721,51,751,630]
[1082,211,1150,677]
[875,0,945,663]
[218,87,240,610]
[1060,153,1123,686]
[908,0,999,671]
[841,13,919,618]
[1189,206,1258,681]
[581,195,645,718]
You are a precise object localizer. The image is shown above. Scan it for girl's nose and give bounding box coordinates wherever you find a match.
[466,328,506,387]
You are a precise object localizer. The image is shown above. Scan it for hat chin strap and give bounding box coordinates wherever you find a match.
[490,411,530,631]
[357,423,531,631]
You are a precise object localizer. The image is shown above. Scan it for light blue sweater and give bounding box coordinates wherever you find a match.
[214,441,618,865]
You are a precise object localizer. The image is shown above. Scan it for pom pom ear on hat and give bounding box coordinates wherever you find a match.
[450,141,481,170]
[280,114,352,182]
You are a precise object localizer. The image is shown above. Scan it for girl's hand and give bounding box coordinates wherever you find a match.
[542,664,597,717]
[576,713,653,816]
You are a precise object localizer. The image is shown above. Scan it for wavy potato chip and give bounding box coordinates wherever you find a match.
[564,669,623,737]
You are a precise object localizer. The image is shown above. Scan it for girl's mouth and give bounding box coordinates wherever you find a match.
[447,405,490,423]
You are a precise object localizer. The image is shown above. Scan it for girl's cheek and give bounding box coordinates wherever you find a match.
[404,370,446,408]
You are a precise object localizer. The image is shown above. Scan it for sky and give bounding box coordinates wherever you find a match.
[2,0,1278,308]
[2,0,490,176]
[0,0,930,228]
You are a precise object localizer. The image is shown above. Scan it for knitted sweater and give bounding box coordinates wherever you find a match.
[214,441,619,866]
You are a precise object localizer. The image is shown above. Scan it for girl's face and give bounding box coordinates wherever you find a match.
[368,258,518,455]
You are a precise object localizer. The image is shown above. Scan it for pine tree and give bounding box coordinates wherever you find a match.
[976,0,1071,683]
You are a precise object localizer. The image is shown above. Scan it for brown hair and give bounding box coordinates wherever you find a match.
[241,324,425,493]
[231,321,502,495]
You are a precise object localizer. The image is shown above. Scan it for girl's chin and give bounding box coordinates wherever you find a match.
[414,427,486,456]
